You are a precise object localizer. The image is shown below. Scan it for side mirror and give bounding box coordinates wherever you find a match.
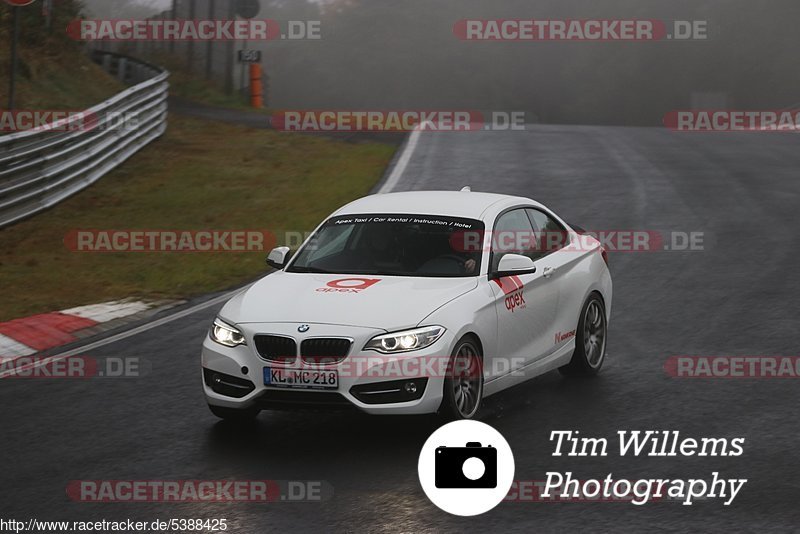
[266,246,291,270]
[490,253,536,280]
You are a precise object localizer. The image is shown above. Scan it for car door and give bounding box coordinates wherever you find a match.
[525,208,584,351]
[488,208,560,370]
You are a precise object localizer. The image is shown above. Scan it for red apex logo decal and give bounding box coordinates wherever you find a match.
[494,276,526,312]
[493,275,523,295]
[326,278,381,290]
[317,278,381,293]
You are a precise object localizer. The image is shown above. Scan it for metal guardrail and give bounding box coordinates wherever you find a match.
[0,51,169,228]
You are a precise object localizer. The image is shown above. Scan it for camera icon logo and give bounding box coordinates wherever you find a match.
[435,442,497,488]
[418,421,515,516]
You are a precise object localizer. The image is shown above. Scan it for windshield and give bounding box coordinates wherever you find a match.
[287,214,484,277]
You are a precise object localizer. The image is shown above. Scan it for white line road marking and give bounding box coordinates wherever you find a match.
[377,122,426,194]
[0,287,249,379]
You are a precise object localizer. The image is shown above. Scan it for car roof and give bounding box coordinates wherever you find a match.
[333,190,543,220]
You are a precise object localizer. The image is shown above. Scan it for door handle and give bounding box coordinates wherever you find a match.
[542,266,556,278]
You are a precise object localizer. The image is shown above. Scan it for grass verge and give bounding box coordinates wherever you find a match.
[0,115,396,321]
[0,21,124,109]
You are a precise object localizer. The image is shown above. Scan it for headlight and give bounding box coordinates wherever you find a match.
[364,326,445,353]
[210,318,246,347]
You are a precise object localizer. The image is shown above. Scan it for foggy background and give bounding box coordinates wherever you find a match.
[84,0,800,125]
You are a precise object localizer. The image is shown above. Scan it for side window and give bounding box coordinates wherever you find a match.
[526,208,569,261]
[490,208,537,272]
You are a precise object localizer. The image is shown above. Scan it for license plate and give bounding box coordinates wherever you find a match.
[264,367,339,390]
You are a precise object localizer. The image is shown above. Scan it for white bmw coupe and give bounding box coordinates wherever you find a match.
[202,189,612,421]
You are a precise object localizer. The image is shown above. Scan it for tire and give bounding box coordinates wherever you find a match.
[439,335,484,420]
[559,293,608,376]
[208,404,260,422]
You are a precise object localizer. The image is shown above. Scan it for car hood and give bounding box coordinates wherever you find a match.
[220,271,478,330]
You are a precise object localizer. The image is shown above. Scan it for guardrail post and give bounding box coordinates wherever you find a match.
[102,52,112,72]
[117,57,128,83]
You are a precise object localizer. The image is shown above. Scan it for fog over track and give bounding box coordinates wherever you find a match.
[1,124,798,531]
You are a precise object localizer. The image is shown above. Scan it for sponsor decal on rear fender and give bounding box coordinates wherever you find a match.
[555,330,576,345]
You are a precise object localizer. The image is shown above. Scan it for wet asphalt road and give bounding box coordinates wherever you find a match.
[1,125,799,532]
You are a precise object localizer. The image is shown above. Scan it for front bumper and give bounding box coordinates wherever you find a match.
[201,322,454,415]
